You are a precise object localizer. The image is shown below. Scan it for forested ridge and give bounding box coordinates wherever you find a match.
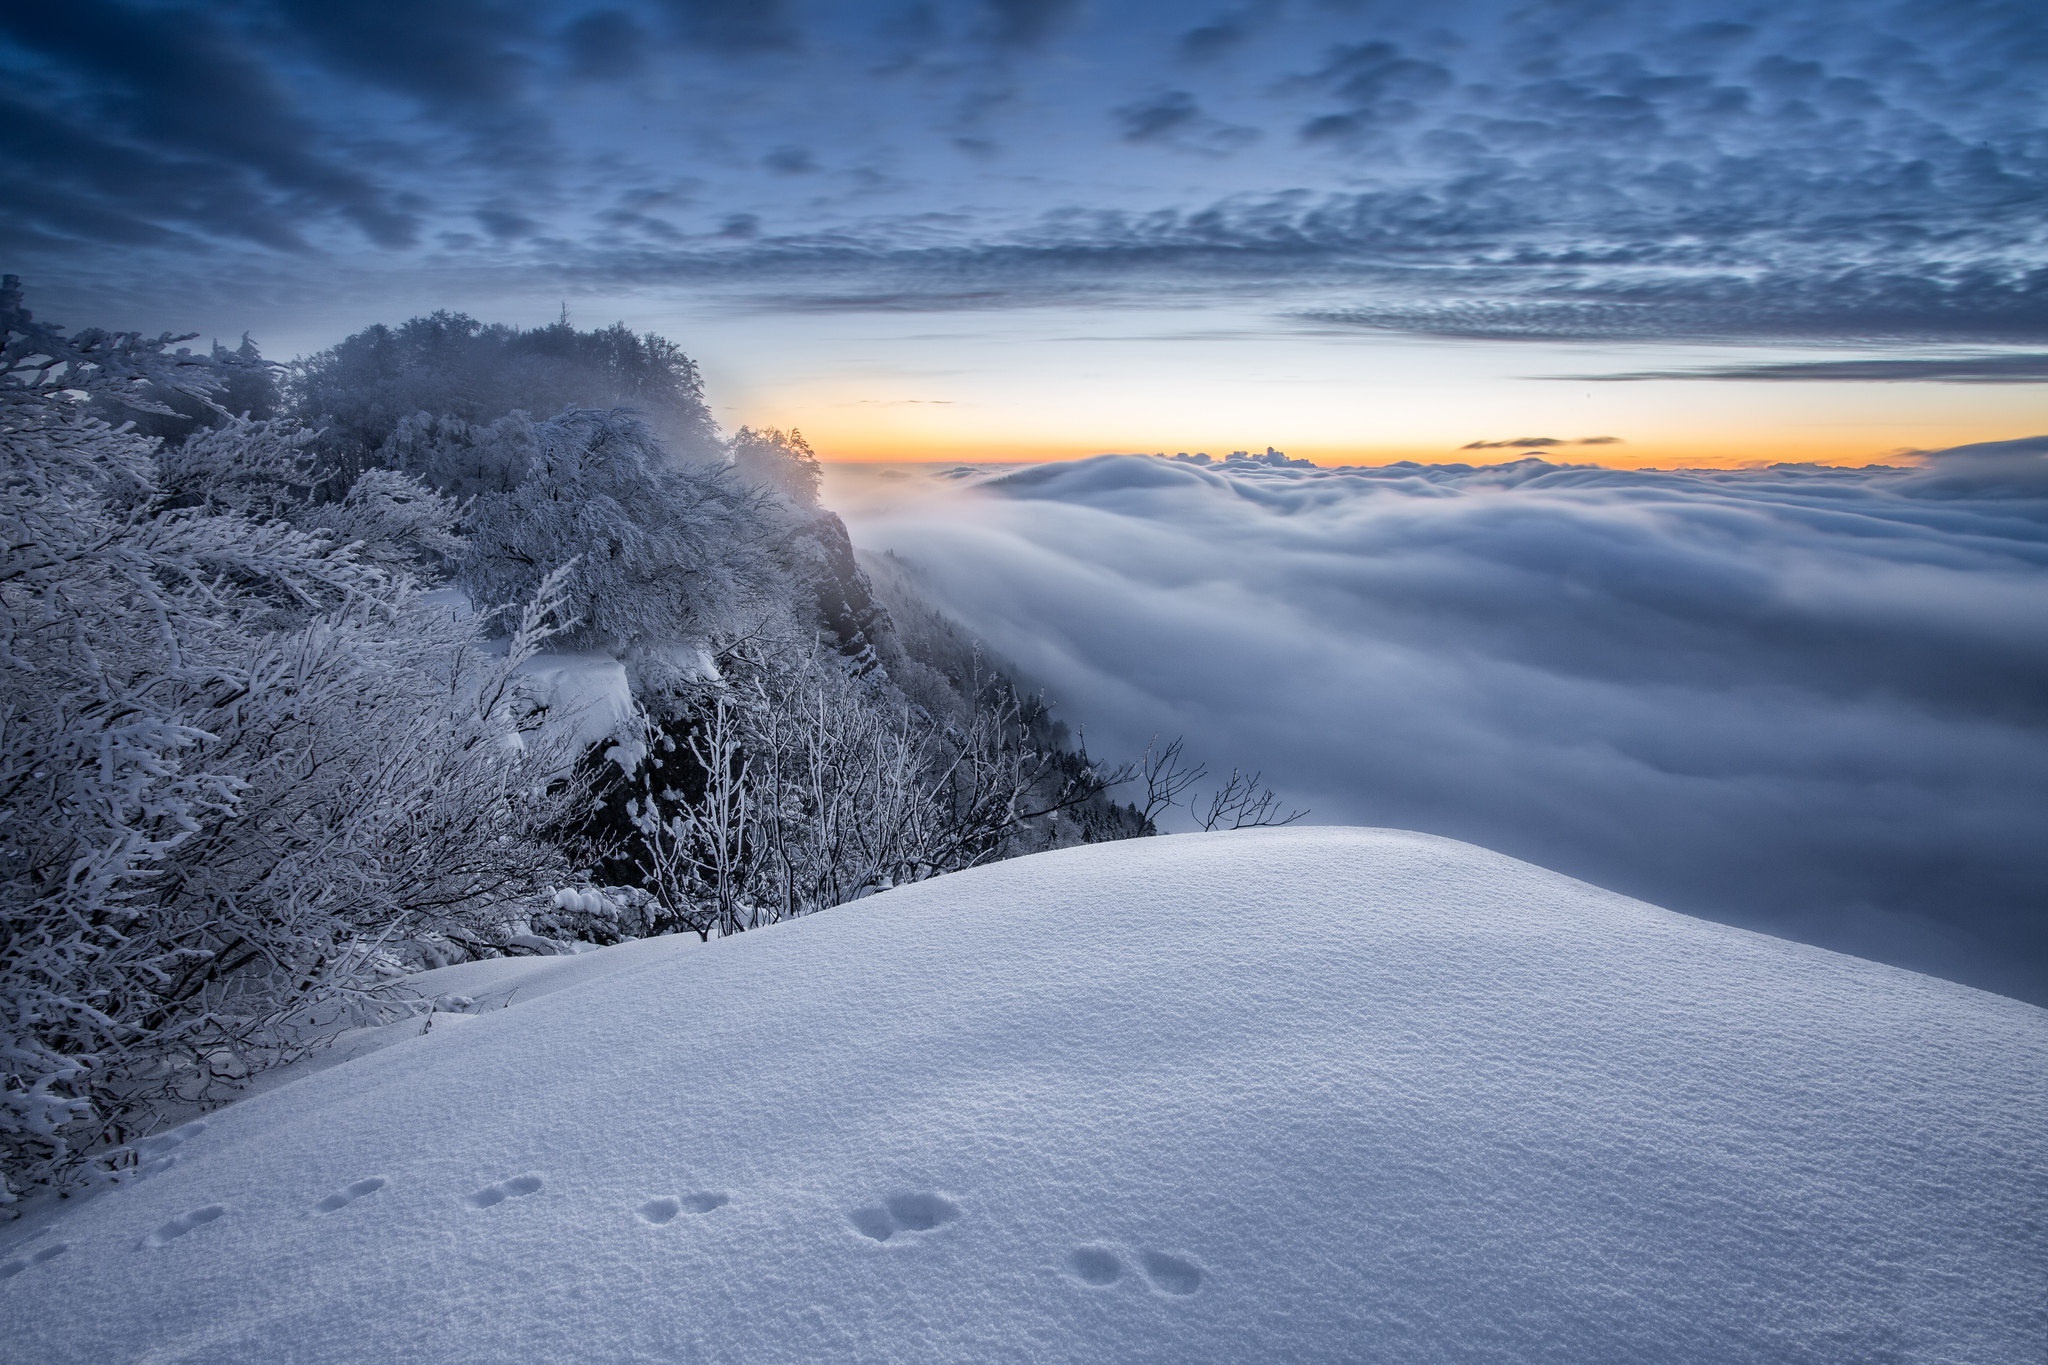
[0,281,1297,1206]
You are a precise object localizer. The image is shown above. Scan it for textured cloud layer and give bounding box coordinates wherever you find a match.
[842,442,2048,1003]
[6,0,2045,344]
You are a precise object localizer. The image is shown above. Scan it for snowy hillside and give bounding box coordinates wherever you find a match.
[3,828,2043,1363]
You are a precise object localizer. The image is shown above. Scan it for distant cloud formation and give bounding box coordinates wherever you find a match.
[843,441,2048,1005]
[1559,355,2048,384]
[1461,436,1623,450]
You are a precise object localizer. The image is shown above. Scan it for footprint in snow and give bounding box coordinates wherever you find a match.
[1139,1251,1204,1296]
[135,1120,206,1160]
[131,1120,208,1179]
[849,1191,960,1242]
[464,1175,543,1209]
[139,1205,225,1249]
[0,1243,69,1280]
[637,1192,730,1224]
[1063,1245,1204,1297]
[313,1176,387,1214]
[1065,1245,1123,1286]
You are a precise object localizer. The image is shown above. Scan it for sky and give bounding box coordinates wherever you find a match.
[5,0,2046,465]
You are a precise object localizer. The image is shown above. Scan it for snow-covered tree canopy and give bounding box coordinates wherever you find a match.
[291,311,720,474]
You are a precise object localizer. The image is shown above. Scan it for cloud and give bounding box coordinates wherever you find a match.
[661,0,799,53]
[1461,436,1623,449]
[1111,91,1261,155]
[562,9,654,79]
[474,203,538,239]
[8,0,2047,351]
[762,146,817,174]
[977,0,1079,50]
[0,0,418,248]
[1295,41,1453,145]
[1296,261,2048,342]
[842,445,2048,1005]
[273,0,534,119]
[1177,6,1277,64]
[1557,355,2048,384]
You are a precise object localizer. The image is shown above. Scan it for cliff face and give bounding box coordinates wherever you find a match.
[786,508,891,673]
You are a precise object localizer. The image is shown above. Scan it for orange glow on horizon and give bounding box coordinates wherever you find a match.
[804,430,2012,470]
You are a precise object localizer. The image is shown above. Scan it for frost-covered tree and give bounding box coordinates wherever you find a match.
[453,408,779,675]
[290,312,720,480]
[730,426,822,508]
[593,637,1135,937]
[1,284,577,1205]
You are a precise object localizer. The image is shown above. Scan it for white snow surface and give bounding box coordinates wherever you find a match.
[4,828,2044,1363]
[511,650,638,760]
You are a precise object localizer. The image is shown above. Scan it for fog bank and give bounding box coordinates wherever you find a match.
[833,444,2048,1004]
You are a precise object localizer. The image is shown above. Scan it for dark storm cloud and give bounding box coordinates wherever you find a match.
[847,444,2048,1004]
[1561,355,2048,383]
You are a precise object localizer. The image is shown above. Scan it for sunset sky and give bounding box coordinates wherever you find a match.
[6,0,2043,466]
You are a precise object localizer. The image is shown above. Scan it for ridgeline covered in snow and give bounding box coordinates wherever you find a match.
[1,829,2041,1362]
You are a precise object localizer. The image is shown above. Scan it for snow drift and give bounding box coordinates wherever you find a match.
[2,828,2042,1363]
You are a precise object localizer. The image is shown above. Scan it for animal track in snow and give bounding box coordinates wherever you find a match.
[1062,1245,1204,1296]
[464,1175,543,1209]
[1064,1245,1123,1286]
[313,1177,387,1214]
[0,1242,68,1279]
[139,1205,225,1249]
[637,1191,728,1224]
[1139,1251,1204,1296]
[131,1120,208,1179]
[135,1120,206,1161]
[637,1197,682,1225]
[849,1191,960,1242]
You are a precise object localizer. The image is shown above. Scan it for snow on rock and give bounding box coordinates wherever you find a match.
[511,650,638,762]
[2,828,2042,1363]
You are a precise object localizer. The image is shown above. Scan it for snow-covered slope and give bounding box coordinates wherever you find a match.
[4,829,2043,1363]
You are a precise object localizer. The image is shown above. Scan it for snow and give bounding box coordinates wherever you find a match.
[3,828,2043,1362]
[511,650,638,760]
[401,931,702,1013]
[221,935,708,1108]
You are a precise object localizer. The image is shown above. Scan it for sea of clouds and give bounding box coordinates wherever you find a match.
[837,439,2048,1004]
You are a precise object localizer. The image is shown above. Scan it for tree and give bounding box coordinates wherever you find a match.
[454,408,779,679]
[730,426,822,507]
[1,281,581,1205]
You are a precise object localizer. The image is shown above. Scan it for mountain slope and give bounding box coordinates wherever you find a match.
[3,828,2041,1363]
